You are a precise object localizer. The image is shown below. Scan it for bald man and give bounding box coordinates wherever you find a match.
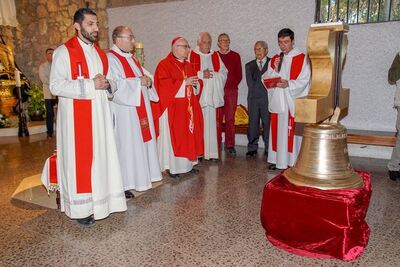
[189,32,227,161]
[152,37,204,177]
[107,26,162,196]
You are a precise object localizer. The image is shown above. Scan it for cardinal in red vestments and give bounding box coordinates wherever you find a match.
[152,36,204,177]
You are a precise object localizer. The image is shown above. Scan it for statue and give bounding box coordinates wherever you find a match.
[0,43,15,72]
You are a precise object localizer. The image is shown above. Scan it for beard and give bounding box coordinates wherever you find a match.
[81,27,98,43]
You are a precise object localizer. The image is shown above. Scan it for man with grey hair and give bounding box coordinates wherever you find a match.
[189,32,227,161]
[107,25,162,195]
[217,33,242,155]
[245,41,270,157]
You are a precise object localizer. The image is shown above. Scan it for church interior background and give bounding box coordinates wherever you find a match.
[1,0,400,266]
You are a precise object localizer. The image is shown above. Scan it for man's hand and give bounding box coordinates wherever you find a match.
[276,79,289,88]
[203,69,213,79]
[93,74,110,90]
[185,76,198,87]
[140,75,152,88]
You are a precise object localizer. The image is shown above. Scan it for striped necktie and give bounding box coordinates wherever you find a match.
[258,60,263,71]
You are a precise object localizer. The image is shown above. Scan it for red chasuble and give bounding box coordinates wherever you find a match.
[189,50,221,96]
[64,36,108,193]
[269,53,305,153]
[109,50,152,142]
[152,53,204,160]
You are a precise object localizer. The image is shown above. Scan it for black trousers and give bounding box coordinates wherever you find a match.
[247,97,270,152]
[45,99,57,136]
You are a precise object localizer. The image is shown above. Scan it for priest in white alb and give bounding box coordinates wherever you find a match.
[107,26,162,194]
[263,28,311,170]
[189,32,227,160]
[49,8,127,226]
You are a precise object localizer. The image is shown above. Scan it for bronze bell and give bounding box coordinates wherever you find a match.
[284,122,363,190]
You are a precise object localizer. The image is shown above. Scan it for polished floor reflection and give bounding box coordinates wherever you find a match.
[0,133,399,266]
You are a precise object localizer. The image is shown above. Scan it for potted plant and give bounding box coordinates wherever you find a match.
[27,83,45,121]
[0,113,11,128]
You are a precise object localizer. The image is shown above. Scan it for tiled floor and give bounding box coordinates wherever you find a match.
[0,133,399,266]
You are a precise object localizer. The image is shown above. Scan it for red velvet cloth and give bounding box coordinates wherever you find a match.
[260,171,371,261]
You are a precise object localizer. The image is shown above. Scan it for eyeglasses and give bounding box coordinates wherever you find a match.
[117,35,135,41]
[175,44,191,49]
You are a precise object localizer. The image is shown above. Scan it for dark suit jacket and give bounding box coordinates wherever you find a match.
[245,57,271,100]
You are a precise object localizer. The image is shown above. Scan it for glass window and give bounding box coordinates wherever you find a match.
[316,0,400,24]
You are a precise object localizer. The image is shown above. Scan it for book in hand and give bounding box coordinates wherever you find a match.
[263,77,281,88]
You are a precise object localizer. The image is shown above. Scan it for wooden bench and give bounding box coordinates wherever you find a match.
[229,124,396,147]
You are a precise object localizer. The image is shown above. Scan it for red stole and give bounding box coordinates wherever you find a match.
[189,51,221,96]
[270,53,305,153]
[65,36,108,194]
[109,50,152,142]
[152,53,204,160]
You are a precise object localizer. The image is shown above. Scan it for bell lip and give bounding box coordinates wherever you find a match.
[283,168,364,190]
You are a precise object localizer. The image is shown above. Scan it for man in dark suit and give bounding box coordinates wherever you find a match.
[245,41,270,157]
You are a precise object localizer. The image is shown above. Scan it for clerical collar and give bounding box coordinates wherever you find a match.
[195,47,213,55]
[112,45,132,58]
[77,36,93,46]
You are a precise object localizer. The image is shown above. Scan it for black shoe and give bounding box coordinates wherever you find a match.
[77,215,95,227]
[124,190,135,199]
[268,164,277,170]
[189,168,199,174]
[168,170,180,178]
[388,170,400,181]
[246,151,257,157]
[226,147,236,154]
[198,157,204,162]
[47,133,53,138]
[210,158,219,162]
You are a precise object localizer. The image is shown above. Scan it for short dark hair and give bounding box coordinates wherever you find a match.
[278,28,294,41]
[45,48,54,54]
[73,8,97,24]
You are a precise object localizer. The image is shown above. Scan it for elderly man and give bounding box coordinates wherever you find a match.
[152,36,204,177]
[217,33,242,155]
[245,41,270,157]
[39,48,56,138]
[263,28,311,170]
[107,26,162,195]
[189,32,227,160]
[50,8,127,226]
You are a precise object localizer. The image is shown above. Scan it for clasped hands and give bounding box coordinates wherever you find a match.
[203,69,213,79]
[185,76,198,87]
[93,74,153,90]
[140,75,152,88]
[93,74,110,90]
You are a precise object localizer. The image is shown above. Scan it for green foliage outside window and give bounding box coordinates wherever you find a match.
[317,0,400,24]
